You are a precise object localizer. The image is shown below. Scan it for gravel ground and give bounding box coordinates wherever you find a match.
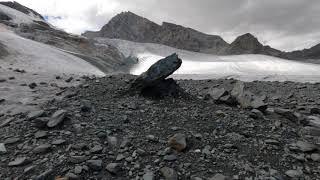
[1,74,320,180]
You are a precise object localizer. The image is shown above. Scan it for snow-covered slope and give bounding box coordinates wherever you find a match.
[0,28,104,76]
[0,4,44,24]
[97,38,320,82]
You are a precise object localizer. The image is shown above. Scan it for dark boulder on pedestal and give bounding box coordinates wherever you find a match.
[130,53,184,98]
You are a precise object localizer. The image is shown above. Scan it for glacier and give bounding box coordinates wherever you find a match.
[97,38,320,83]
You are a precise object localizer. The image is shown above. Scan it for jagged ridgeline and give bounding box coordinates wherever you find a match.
[83,11,320,61]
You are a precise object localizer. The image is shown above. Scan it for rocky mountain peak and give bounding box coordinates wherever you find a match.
[227,33,264,54]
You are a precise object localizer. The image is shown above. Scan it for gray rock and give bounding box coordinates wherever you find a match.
[310,107,320,114]
[33,144,51,154]
[208,174,231,180]
[47,110,68,128]
[0,143,7,153]
[28,82,37,89]
[8,157,30,166]
[231,81,267,111]
[34,169,54,180]
[285,170,303,178]
[274,108,300,123]
[4,137,20,144]
[34,131,48,139]
[106,163,122,174]
[33,117,50,129]
[0,117,14,127]
[87,160,103,170]
[164,154,177,161]
[160,167,178,180]
[69,156,88,164]
[308,116,320,128]
[311,153,320,161]
[168,133,187,152]
[51,139,66,145]
[209,88,228,101]
[300,126,320,137]
[27,110,45,120]
[90,144,103,153]
[65,172,79,180]
[249,109,264,119]
[74,165,83,174]
[143,171,155,180]
[131,53,182,90]
[290,141,318,152]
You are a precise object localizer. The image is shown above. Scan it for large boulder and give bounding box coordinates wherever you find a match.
[130,53,183,98]
[131,53,182,90]
[230,81,268,111]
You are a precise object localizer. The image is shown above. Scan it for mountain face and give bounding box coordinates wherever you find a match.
[83,12,229,54]
[84,12,320,60]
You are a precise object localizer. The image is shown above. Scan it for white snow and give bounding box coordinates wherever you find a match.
[0,4,44,24]
[97,38,320,83]
[0,30,104,76]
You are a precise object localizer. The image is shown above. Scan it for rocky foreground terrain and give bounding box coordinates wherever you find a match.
[1,55,320,180]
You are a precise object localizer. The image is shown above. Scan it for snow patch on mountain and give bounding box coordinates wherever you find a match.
[0,30,104,76]
[0,4,43,24]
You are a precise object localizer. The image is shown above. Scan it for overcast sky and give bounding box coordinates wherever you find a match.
[5,0,320,51]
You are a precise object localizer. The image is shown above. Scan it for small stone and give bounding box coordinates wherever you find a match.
[274,108,300,122]
[143,171,155,180]
[87,160,102,170]
[164,154,177,161]
[293,141,318,152]
[69,156,88,164]
[27,110,45,120]
[35,169,54,180]
[285,170,303,178]
[90,144,103,154]
[81,100,93,112]
[168,133,187,152]
[65,77,74,83]
[52,139,66,145]
[0,143,7,153]
[47,110,68,128]
[4,137,20,144]
[0,117,14,127]
[33,117,50,129]
[160,167,178,180]
[249,109,264,119]
[106,163,122,174]
[116,154,125,161]
[65,172,79,180]
[74,165,83,174]
[24,165,36,174]
[8,157,30,166]
[107,136,118,146]
[34,131,48,139]
[28,82,37,89]
[33,144,51,154]
[311,153,320,162]
[208,174,231,180]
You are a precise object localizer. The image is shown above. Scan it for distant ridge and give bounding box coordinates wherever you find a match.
[83,11,320,61]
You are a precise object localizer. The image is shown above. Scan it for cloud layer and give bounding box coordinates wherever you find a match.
[4,0,320,51]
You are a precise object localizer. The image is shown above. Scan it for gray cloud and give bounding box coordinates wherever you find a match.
[11,0,320,51]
